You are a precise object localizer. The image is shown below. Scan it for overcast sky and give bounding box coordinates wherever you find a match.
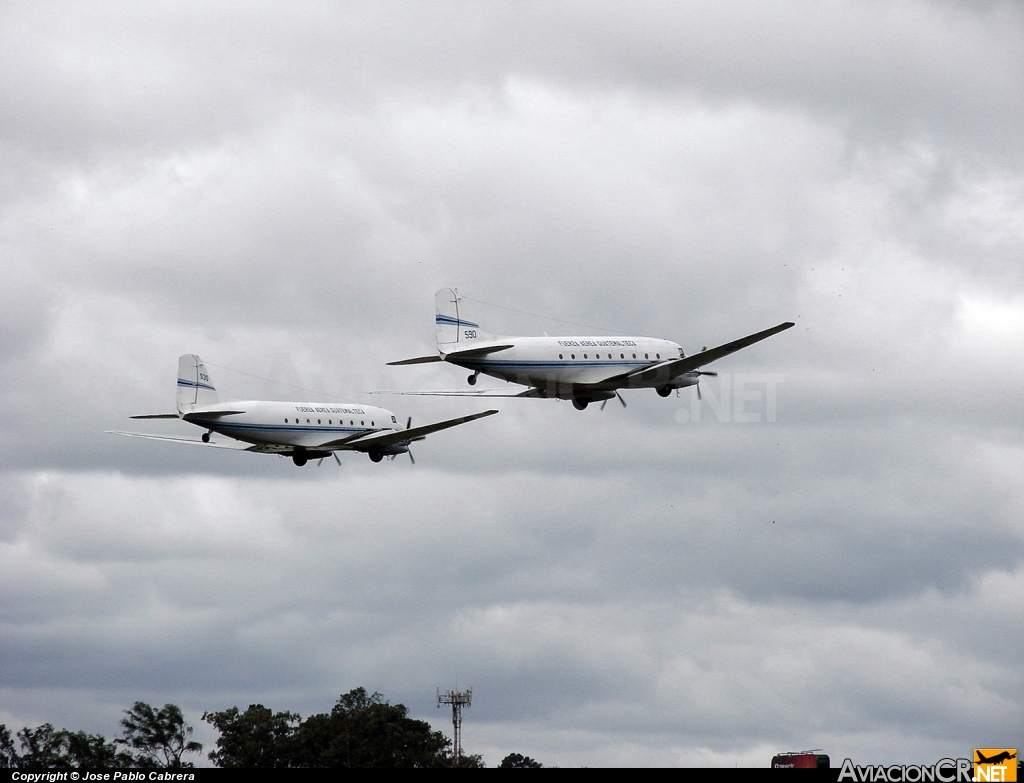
[1,0,1022,768]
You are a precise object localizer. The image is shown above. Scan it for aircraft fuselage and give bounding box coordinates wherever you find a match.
[443,335,696,392]
[187,400,400,450]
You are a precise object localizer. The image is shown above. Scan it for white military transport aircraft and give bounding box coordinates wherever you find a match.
[386,288,794,410]
[109,354,497,466]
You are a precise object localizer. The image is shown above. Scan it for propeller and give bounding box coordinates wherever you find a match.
[333,452,342,466]
[692,347,718,400]
[600,391,628,410]
[406,417,415,464]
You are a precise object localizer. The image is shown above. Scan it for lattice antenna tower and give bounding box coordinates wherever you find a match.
[437,687,472,759]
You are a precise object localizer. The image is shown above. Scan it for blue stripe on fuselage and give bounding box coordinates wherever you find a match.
[201,422,375,435]
[199,421,382,444]
[453,358,649,371]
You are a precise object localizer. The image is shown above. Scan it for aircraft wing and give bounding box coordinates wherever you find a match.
[367,388,542,398]
[105,431,291,453]
[327,409,499,452]
[613,322,795,386]
[129,413,181,419]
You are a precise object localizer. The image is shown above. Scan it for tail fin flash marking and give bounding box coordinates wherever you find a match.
[176,354,219,414]
[435,314,480,329]
[435,287,497,350]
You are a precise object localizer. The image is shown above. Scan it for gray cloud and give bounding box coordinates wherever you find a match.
[1,0,1022,767]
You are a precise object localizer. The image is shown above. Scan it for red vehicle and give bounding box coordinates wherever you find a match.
[772,751,830,768]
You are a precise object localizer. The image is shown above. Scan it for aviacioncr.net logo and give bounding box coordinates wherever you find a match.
[838,758,972,782]
[974,749,1017,783]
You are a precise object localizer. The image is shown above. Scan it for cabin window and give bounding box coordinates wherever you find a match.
[644,354,649,359]
[656,354,660,359]
[317,419,321,424]
[329,420,332,425]
[607,354,612,359]
[620,354,624,359]
[371,421,374,427]
[632,353,637,359]
[306,418,310,424]
[361,420,364,426]
[571,354,575,359]
[559,354,563,359]
[583,354,588,359]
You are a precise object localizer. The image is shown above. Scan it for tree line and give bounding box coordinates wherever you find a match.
[1,688,543,768]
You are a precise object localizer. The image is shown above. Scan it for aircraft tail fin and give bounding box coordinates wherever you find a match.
[435,288,497,351]
[176,354,219,413]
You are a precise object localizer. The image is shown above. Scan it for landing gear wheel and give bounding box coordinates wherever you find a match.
[369,452,384,463]
[292,454,307,467]
[572,398,589,411]
[201,432,211,443]
[657,386,672,398]
[467,373,477,386]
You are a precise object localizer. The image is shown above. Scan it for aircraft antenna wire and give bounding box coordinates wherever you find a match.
[205,363,356,402]
[460,295,632,335]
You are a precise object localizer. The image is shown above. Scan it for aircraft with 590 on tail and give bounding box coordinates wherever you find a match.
[383,288,794,410]
[108,354,497,466]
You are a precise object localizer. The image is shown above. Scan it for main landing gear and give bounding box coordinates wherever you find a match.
[202,431,211,442]
[656,386,673,397]
[572,397,589,410]
[467,371,479,386]
[292,453,308,467]
[368,452,384,463]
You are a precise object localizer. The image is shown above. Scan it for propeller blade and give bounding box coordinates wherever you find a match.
[406,416,412,429]
[333,453,342,466]
[697,382,702,401]
[317,458,324,466]
[600,399,608,411]
[700,370,718,377]
[616,391,627,408]
[408,450,416,465]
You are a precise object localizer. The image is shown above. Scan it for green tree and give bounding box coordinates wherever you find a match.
[15,724,69,767]
[62,731,135,768]
[499,752,543,768]
[117,702,202,768]
[202,705,299,767]
[2,724,132,768]
[0,725,18,768]
[293,688,451,768]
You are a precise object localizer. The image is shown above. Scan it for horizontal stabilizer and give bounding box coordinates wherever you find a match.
[442,344,515,360]
[386,355,443,366]
[129,413,181,419]
[333,409,499,452]
[182,410,247,420]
